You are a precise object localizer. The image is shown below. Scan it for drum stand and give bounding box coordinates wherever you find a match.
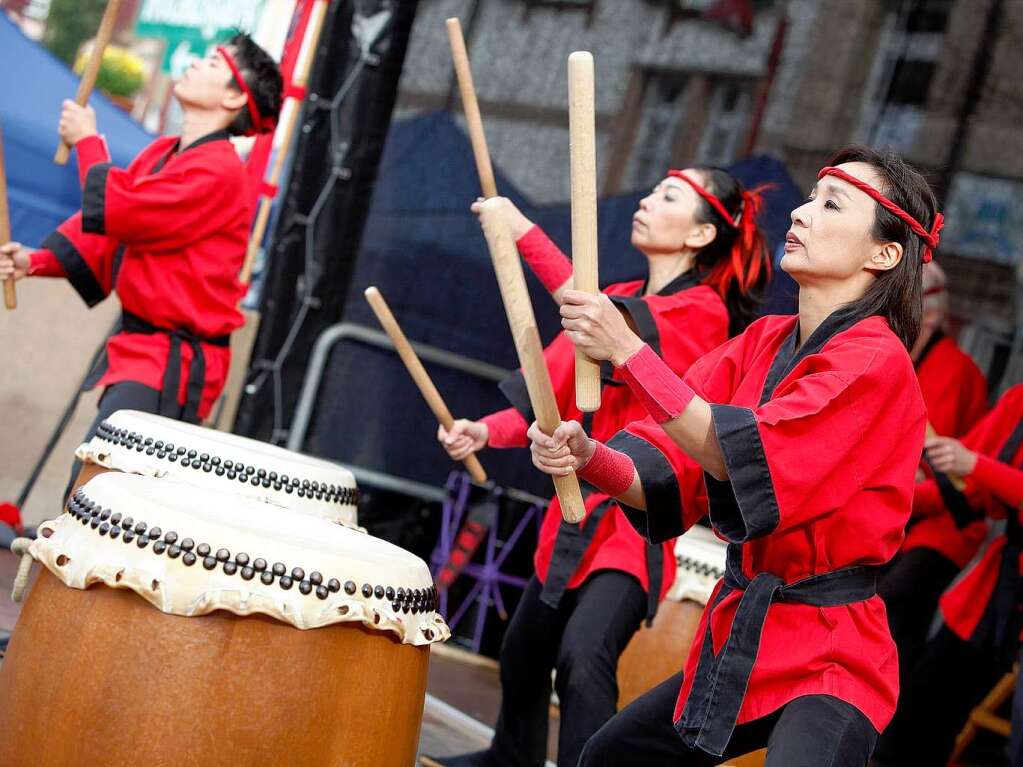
[430,471,543,653]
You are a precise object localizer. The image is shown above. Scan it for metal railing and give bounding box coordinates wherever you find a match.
[285,322,548,507]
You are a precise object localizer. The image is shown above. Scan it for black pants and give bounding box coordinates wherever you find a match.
[1012,643,1023,767]
[873,624,1006,765]
[579,674,877,767]
[64,381,183,501]
[879,547,960,690]
[446,570,647,767]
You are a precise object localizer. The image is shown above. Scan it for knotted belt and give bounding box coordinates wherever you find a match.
[676,543,881,756]
[122,312,230,424]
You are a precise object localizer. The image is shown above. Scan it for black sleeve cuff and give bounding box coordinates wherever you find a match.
[498,371,535,423]
[709,404,780,542]
[82,163,112,234]
[607,430,683,544]
[609,296,661,356]
[40,230,106,307]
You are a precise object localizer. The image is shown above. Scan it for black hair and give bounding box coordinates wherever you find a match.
[690,167,772,337]
[224,32,283,137]
[825,145,937,350]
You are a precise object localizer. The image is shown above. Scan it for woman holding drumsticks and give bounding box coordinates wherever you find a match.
[427,167,771,767]
[528,145,936,766]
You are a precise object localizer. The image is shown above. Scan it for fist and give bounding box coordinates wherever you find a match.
[0,242,30,282]
[58,100,98,146]
[560,290,643,365]
[925,436,978,476]
[438,419,489,461]
[527,419,595,476]
[468,196,534,240]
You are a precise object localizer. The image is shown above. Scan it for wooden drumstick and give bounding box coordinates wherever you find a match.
[241,0,331,284]
[54,0,123,165]
[478,198,586,523]
[0,124,15,310]
[364,286,488,485]
[568,51,600,412]
[445,17,497,198]
[925,421,966,491]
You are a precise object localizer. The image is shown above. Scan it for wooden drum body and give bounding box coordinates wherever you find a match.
[0,474,448,767]
[71,409,360,527]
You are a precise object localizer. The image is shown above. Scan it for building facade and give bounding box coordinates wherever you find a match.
[395,0,1021,386]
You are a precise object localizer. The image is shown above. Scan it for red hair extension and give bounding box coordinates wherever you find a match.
[669,169,772,301]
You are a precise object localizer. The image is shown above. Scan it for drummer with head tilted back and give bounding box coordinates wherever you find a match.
[0,34,282,495]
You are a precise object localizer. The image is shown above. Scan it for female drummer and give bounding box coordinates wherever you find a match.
[427,168,771,767]
[528,145,936,766]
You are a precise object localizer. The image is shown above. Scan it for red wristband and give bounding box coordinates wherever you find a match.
[619,344,696,423]
[516,225,573,294]
[577,441,636,498]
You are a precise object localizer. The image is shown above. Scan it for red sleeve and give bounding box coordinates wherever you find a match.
[74,135,112,186]
[38,212,120,306]
[699,326,925,542]
[970,454,1023,510]
[606,416,709,543]
[28,249,66,278]
[80,159,245,252]
[480,407,529,449]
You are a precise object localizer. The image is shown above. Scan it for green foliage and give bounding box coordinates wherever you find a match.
[43,0,106,66]
[75,45,146,98]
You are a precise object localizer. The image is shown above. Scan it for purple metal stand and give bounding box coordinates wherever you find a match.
[429,471,544,653]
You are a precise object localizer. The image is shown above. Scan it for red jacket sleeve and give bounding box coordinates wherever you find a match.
[970,454,1023,510]
[74,135,112,186]
[38,212,120,306]
[606,416,709,543]
[696,326,925,542]
[80,160,245,252]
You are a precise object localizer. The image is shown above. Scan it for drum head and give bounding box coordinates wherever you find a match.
[77,410,359,527]
[31,473,448,645]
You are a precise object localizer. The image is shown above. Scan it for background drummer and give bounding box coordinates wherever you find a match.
[0,34,282,496]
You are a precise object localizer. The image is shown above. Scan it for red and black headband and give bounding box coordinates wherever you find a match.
[217,45,276,136]
[817,166,943,263]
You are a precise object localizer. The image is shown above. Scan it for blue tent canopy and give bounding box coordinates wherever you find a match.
[0,15,152,247]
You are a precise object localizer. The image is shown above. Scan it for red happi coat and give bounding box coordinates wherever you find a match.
[608,312,925,738]
[29,133,250,419]
[482,226,729,608]
[937,385,1023,645]
[905,333,989,565]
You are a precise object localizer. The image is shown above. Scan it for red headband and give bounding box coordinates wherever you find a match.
[817,166,943,263]
[668,170,738,227]
[217,45,276,136]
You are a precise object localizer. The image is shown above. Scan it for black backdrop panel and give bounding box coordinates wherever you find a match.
[235,0,420,441]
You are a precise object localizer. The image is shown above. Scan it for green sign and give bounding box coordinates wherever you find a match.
[136,0,266,77]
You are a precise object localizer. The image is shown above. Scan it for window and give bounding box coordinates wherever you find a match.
[697,79,753,166]
[905,0,954,34]
[626,72,690,189]
[885,59,937,107]
[856,0,952,149]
